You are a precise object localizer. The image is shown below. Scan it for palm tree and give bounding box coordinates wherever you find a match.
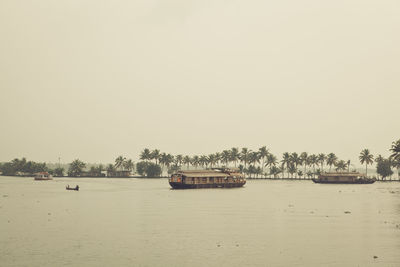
[375,154,384,164]
[255,167,262,178]
[335,160,347,172]
[114,156,126,170]
[140,148,151,161]
[214,152,221,166]
[359,149,374,177]
[390,139,400,161]
[68,159,86,177]
[240,148,251,170]
[308,154,318,177]
[317,153,326,172]
[122,159,134,174]
[390,139,400,179]
[151,149,160,165]
[221,150,230,167]
[230,147,240,167]
[300,152,308,178]
[166,154,174,168]
[297,170,303,179]
[281,152,290,178]
[258,146,269,175]
[200,155,208,168]
[287,163,296,178]
[208,154,217,168]
[183,156,191,170]
[265,153,277,177]
[159,153,169,175]
[175,155,183,167]
[249,152,260,175]
[106,164,116,176]
[326,153,338,172]
[290,152,300,178]
[191,156,200,169]
[269,165,281,178]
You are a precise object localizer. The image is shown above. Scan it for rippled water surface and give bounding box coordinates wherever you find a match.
[1,177,400,266]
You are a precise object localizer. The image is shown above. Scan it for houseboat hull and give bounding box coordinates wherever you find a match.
[312,178,375,184]
[169,181,246,189]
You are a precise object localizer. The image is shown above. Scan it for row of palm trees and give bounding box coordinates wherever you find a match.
[139,147,360,178]
[138,140,400,179]
[106,156,135,173]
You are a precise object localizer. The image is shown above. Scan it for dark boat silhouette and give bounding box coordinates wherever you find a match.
[66,185,79,191]
[312,172,375,184]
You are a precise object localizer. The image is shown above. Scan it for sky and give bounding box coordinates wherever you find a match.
[0,0,399,166]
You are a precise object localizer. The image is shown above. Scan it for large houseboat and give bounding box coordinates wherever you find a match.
[312,172,375,184]
[34,172,53,181]
[169,168,246,189]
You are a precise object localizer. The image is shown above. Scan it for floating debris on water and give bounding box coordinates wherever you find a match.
[373,255,378,259]
[344,211,351,214]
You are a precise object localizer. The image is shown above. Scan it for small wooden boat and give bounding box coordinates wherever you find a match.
[66,185,79,191]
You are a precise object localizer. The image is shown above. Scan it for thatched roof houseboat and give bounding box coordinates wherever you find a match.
[312,172,375,184]
[169,168,246,189]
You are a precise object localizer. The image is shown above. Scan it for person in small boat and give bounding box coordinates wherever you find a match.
[76,185,79,190]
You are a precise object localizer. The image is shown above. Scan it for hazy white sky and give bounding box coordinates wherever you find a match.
[1,0,399,165]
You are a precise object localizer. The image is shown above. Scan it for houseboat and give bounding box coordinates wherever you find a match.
[34,172,53,181]
[169,168,246,189]
[312,172,375,184]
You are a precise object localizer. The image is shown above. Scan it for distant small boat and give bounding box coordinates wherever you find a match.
[312,172,375,184]
[34,172,53,181]
[66,185,79,191]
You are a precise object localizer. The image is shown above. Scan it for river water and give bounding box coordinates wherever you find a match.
[0,177,399,267]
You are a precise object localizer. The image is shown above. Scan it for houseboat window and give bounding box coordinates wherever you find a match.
[202,178,207,182]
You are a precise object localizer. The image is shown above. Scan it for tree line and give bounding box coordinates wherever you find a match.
[1,139,399,179]
[136,140,399,179]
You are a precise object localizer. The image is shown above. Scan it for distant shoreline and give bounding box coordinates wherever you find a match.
[1,175,399,182]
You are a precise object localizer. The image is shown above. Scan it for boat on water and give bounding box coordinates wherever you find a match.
[34,172,53,181]
[169,168,246,189]
[66,185,79,191]
[312,172,375,184]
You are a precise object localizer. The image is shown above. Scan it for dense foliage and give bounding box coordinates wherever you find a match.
[0,158,47,176]
[67,159,86,177]
[376,159,393,179]
[136,161,162,177]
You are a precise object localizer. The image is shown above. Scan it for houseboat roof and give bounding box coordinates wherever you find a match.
[319,172,365,177]
[176,169,242,178]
